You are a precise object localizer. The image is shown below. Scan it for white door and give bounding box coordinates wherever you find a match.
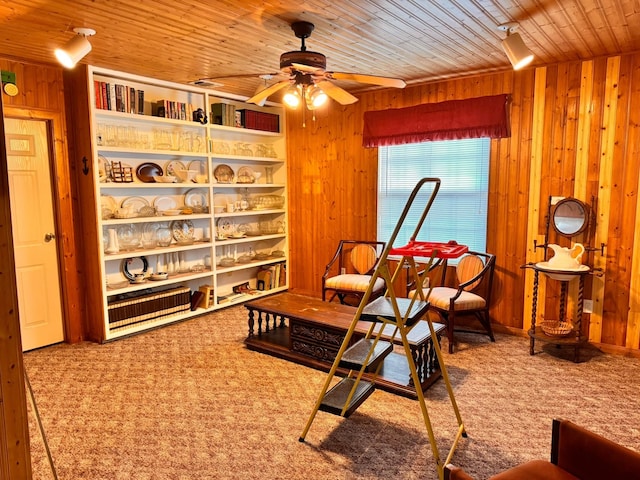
[5,117,64,351]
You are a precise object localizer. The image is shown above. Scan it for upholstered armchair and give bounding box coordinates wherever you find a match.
[445,418,640,479]
[409,251,496,353]
[322,240,386,305]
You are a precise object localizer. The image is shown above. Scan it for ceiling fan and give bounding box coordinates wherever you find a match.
[246,21,406,109]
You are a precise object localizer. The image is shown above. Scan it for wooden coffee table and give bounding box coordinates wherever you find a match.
[244,292,445,399]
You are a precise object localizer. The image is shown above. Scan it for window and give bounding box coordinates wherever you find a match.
[377,138,490,253]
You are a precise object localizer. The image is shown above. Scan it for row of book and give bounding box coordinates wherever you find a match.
[94,81,145,115]
[211,105,280,132]
[256,263,286,291]
[238,109,280,133]
[107,286,191,330]
[211,102,239,127]
[94,87,280,133]
[153,100,199,121]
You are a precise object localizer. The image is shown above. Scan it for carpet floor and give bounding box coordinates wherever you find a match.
[24,304,640,479]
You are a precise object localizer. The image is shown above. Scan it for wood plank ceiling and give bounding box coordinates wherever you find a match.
[1,0,640,99]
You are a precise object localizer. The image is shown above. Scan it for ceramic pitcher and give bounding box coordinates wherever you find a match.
[547,243,585,269]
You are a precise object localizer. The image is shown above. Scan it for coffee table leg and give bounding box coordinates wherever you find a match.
[247,308,255,337]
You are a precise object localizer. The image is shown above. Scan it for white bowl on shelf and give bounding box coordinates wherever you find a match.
[154,175,176,183]
[162,209,182,216]
[175,169,197,183]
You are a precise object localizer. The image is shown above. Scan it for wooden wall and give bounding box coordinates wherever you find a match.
[0,58,84,343]
[286,52,640,355]
[0,81,32,480]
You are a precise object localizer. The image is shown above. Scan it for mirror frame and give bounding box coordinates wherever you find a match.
[551,197,589,237]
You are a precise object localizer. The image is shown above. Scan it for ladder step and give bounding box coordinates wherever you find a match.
[319,377,375,417]
[340,338,393,371]
[361,297,430,327]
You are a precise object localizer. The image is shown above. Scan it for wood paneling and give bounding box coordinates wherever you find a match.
[287,72,535,332]
[287,51,640,355]
[0,58,85,343]
[0,75,32,480]
[3,1,640,101]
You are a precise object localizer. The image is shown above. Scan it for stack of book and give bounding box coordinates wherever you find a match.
[211,103,237,127]
[256,262,286,291]
[107,286,191,330]
[94,81,144,115]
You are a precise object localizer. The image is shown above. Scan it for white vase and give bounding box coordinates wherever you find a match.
[105,228,120,254]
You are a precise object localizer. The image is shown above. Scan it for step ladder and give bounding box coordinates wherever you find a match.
[299,178,468,480]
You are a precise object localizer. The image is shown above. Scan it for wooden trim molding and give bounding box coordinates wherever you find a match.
[4,106,85,344]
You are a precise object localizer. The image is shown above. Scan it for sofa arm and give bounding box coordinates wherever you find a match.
[553,418,640,479]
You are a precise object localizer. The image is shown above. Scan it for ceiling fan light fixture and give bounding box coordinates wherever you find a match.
[283,85,301,108]
[498,23,534,70]
[54,27,96,69]
[306,84,328,110]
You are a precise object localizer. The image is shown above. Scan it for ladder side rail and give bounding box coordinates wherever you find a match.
[299,268,385,441]
[378,178,442,260]
[407,177,441,242]
[397,322,444,476]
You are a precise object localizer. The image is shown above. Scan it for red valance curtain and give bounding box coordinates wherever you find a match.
[362,94,510,147]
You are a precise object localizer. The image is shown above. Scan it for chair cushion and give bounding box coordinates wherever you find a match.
[325,274,385,293]
[490,460,579,480]
[410,287,486,311]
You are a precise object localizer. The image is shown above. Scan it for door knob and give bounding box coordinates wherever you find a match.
[44,233,56,242]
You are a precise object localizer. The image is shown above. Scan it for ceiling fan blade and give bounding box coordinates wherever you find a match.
[246,80,291,105]
[291,63,324,73]
[199,72,281,81]
[326,72,406,88]
[315,80,359,105]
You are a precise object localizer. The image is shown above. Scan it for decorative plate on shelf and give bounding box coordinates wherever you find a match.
[121,196,150,213]
[100,195,118,218]
[98,154,111,182]
[121,256,149,281]
[165,160,186,177]
[187,160,205,174]
[236,166,255,184]
[214,164,234,183]
[217,217,234,236]
[135,162,163,183]
[170,219,194,244]
[184,189,208,209]
[153,195,178,212]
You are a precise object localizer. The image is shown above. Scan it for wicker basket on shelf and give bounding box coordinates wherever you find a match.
[541,320,573,336]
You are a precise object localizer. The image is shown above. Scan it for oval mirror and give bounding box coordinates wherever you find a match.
[552,197,588,236]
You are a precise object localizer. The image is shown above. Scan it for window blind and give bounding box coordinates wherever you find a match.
[378,138,490,254]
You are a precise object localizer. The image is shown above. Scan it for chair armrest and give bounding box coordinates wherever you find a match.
[444,464,476,480]
[322,242,345,280]
[552,418,640,480]
[457,255,493,290]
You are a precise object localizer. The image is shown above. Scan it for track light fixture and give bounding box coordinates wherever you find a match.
[498,23,534,70]
[54,27,96,69]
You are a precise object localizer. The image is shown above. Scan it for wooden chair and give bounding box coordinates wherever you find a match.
[322,240,386,305]
[409,251,496,353]
[445,418,640,479]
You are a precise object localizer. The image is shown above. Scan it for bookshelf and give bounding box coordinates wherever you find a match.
[67,66,288,341]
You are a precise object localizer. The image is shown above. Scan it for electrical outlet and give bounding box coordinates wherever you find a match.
[584,299,593,314]
[550,196,565,205]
